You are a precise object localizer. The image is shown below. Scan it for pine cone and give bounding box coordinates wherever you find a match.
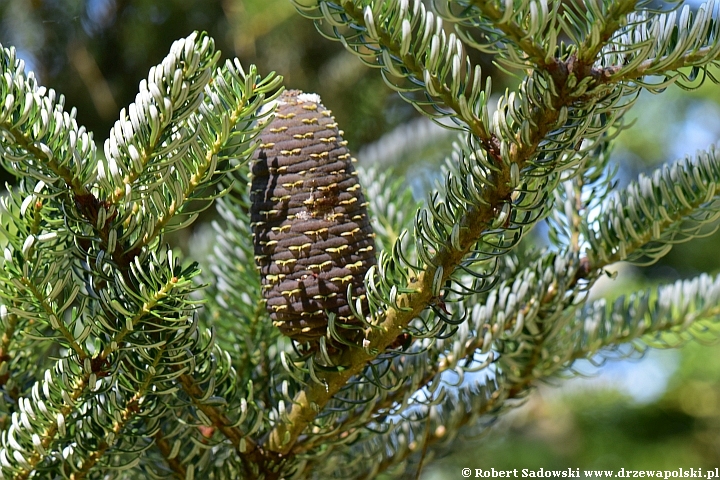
[250,90,376,342]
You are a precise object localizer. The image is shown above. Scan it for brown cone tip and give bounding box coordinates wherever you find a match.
[250,90,377,342]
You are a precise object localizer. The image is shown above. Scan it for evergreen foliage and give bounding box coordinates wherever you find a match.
[0,0,719,478]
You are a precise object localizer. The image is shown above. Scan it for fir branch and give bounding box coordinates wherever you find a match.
[4,4,720,477]
[0,188,66,392]
[0,44,98,216]
[371,261,720,474]
[101,32,220,205]
[0,107,93,197]
[443,0,556,68]
[133,61,283,250]
[96,264,192,360]
[607,44,720,84]
[0,185,86,414]
[330,253,587,477]
[15,275,85,357]
[277,62,634,470]
[0,39,281,476]
[586,145,720,268]
[69,346,167,479]
[0,250,199,478]
[0,53,136,277]
[294,0,498,154]
[4,359,91,479]
[309,374,512,479]
[597,2,720,84]
[269,0,638,455]
[572,273,720,361]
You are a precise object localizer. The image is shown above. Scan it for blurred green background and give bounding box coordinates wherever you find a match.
[2,0,720,477]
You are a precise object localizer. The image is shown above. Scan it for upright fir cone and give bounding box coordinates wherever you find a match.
[250,90,376,342]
